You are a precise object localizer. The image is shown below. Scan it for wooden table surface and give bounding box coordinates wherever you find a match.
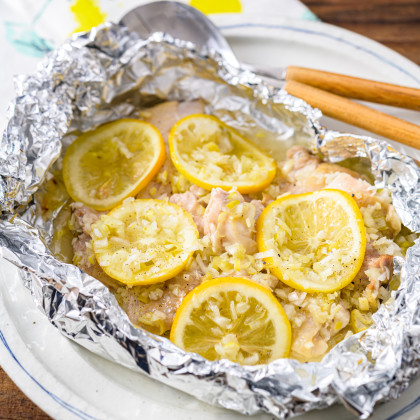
[1,1,419,419]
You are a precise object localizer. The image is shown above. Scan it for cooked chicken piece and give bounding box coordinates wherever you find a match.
[116,269,203,334]
[365,254,393,306]
[353,244,378,285]
[203,189,258,254]
[371,253,394,272]
[189,184,208,197]
[291,317,327,360]
[323,172,375,206]
[285,146,361,178]
[216,210,257,254]
[385,204,402,238]
[69,203,119,289]
[141,100,204,142]
[140,101,177,143]
[169,191,205,234]
[250,199,265,219]
[283,146,385,208]
[136,179,173,199]
[203,189,231,235]
[284,146,322,180]
[324,172,401,235]
[291,303,350,361]
[315,162,362,177]
[283,146,369,195]
[354,244,393,286]
[280,145,328,192]
[261,193,274,206]
[72,233,121,290]
[70,202,103,235]
[349,241,394,311]
[325,304,350,337]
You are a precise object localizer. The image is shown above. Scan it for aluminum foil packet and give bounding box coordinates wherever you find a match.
[1,23,420,419]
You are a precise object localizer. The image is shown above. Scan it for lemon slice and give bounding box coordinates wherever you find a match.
[91,199,199,286]
[170,277,291,365]
[256,189,366,293]
[63,119,165,211]
[168,114,276,193]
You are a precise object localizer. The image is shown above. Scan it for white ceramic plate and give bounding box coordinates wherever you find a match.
[1,16,419,420]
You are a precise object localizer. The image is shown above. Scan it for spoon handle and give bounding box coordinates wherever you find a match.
[285,66,420,110]
[284,80,420,150]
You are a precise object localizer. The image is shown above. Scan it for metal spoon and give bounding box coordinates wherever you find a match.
[120,1,420,109]
[119,1,420,149]
[119,1,281,79]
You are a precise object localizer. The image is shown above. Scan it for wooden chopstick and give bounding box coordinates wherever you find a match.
[284,80,420,150]
[285,66,420,111]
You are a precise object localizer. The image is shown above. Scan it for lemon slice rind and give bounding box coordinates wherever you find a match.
[170,277,291,365]
[63,119,165,211]
[91,199,199,286]
[168,114,276,194]
[256,189,366,293]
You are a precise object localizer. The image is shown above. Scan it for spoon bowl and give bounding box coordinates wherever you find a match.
[120,1,239,67]
[119,1,420,150]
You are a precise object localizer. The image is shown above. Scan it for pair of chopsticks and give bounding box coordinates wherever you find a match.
[283,66,420,150]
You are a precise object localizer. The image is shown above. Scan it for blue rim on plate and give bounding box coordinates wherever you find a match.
[0,330,98,420]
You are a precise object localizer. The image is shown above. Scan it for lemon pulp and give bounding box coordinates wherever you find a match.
[63,119,165,211]
[170,277,291,365]
[168,114,276,193]
[92,199,199,286]
[257,189,366,293]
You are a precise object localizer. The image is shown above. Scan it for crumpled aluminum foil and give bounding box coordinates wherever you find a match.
[1,23,420,419]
